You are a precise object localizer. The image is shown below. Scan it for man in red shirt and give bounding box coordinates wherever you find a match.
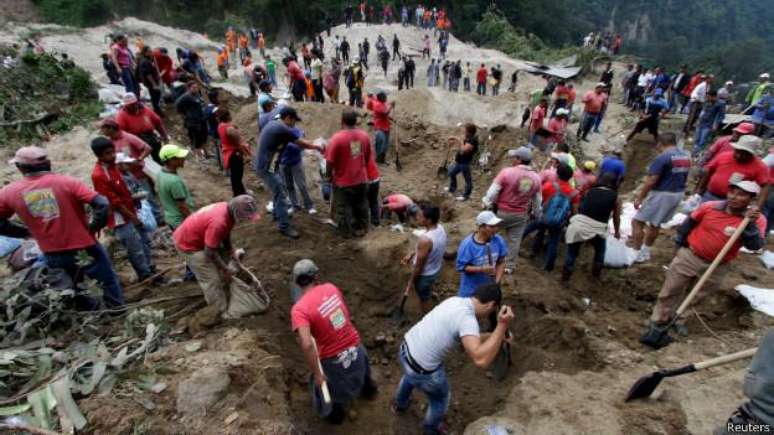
[576,83,607,141]
[325,110,375,237]
[696,135,770,206]
[482,146,542,272]
[528,98,548,147]
[116,93,169,163]
[523,163,579,271]
[551,79,570,117]
[284,56,307,102]
[641,180,766,344]
[476,63,487,96]
[153,47,176,86]
[290,259,377,423]
[701,122,755,167]
[91,137,155,283]
[173,195,261,318]
[366,92,393,164]
[0,146,123,309]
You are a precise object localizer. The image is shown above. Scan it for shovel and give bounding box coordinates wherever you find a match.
[390,289,409,322]
[625,347,757,402]
[311,338,332,406]
[639,217,750,349]
[436,147,452,178]
[394,126,403,172]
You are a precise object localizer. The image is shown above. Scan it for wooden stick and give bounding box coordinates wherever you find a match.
[124,267,175,291]
[694,347,757,370]
[310,338,331,405]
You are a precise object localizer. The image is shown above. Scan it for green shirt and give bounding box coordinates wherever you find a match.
[266,59,276,75]
[158,169,194,228]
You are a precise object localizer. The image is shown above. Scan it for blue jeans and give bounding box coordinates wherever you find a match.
[764,190,774,234]
[115,222,153,280]
[693,125,712,156]
[258,169,290,230]
[524,220,562,271]
[268,70,277,86]
[121,67,139,96]
[394,344,450,434]
[476,83,486,95]
[44,244,125,308]
[578,112,598,139]
[375,130,390,162]
[448,163,472,199]
[564,237,606,274]
[593,107,606,132]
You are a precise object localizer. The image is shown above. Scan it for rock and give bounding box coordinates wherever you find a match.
[176,367,231,415]
[224,411,239,425]
[150,382,167,394]
[184,341,203,353]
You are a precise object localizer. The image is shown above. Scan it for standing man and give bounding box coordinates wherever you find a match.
[367,92,393,164]
[693,90,726,157]
[684,74,710,134]
[447,123,479,201]
[255,107,323,239]
[157,144,193,231]
[640,181,766,343]
[491,64,503,96]
[476,63,487,96]
[402,204,447,313]
[630,133,691,263]
[528,98,548,147]
[325,110,375,238]
[311,50,325,103]
[137,46,163,116]
[175,81,209,161]
[482,147,542,273]
[173,195,262,318]
[696,135,769,205]
[392,34,401,61]
[745,73,771,110]
[702,122,756,167]
[285,56,307,102]
[116,93,169,163]
[669,64,690,113]
[392,284,514,435]
[0,146,123,309]
[577,83,607,142]
[340,37,350,63]
[455,211,508,297]
[90,137,156,283]
[217,109,251,197]
[405,56,416,89]
[291,259,377,424]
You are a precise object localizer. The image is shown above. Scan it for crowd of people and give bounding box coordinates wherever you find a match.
[11,14,774,435]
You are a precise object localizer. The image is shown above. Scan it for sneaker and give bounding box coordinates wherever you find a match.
[634,247,651,263]
[279,227,300,239]
[308,208,318,215]
[455,196,466,201]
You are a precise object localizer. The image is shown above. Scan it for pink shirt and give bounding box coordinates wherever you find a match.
[529,106,546,134]
[384,194,413,212]
[493,165,541,214]
[582,91,607,114]
[173,202,234,252]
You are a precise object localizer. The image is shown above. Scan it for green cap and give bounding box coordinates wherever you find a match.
[159,144,189,162]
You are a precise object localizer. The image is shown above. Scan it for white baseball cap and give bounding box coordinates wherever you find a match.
[730,180,761,196]
[476,211,502,226]
[732,135,762,155]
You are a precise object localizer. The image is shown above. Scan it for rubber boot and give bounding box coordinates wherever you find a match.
[560,268,572,285]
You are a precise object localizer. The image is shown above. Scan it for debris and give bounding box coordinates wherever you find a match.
[175,367,231,416]
[184,342,203,353]
[224,411,239,425]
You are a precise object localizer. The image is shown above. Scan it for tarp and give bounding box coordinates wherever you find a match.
[520,61,582,79]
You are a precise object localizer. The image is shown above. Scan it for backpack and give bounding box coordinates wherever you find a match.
[542,182,576,228]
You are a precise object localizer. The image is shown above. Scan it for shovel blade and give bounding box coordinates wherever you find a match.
[390,295,408,322]
[437,166,448,178]
[625,372,664,402]
[491,343,511,381]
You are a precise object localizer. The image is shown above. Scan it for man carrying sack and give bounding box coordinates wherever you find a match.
[641,180,766,342]
[173,195,267,320]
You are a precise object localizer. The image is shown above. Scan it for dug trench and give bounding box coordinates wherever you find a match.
[76,96,772,434]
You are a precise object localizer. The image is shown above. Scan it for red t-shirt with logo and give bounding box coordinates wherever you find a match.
[582,90,606,114]
[173,202,234,252]
[705,151,769,197]
[688,202,767,263]
[291,283,360,359]
[325,128,373,187]
[494,165,541,214]
[0,173,98,253]
[369,99,391,132]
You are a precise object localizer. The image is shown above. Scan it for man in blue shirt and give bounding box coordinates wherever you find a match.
[630,133,691,263]
[599,150,626,187]
[693,90,726,157]
[627,88,669,142]
[279,127,316,214]
[254,106,322,239]
[455,211,508,297]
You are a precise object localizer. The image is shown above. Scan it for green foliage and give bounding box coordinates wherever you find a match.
[32,0,113,27]
[0,50,99,147]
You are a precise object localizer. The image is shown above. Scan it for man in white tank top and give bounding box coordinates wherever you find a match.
[402,204,447,313]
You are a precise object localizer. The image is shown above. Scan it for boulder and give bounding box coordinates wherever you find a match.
[176,366,231,415]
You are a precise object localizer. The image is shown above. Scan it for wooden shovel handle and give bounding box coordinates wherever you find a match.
[694,347,757,370]
[311,338,332,404]
[674,216,751,317]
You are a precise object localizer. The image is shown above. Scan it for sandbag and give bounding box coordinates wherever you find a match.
[603,237,637,268]
[0,235,22,257]
[9,239,43,270]
[224,267,270,319]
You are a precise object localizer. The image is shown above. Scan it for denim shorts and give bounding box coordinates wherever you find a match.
[415,272,439,301]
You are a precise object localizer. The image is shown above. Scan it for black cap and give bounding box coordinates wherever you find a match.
[279,106,302,122]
